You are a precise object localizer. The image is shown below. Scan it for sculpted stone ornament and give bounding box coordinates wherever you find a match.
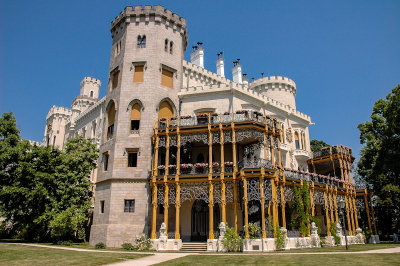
[311,222,318,236]
[335,223,343,237]
[218,222,226,238]
[286,128,293,143]
[158,222,168,250]
[159,222,167,237]
[310,222,321,247]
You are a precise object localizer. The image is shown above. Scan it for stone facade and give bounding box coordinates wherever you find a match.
[44,5,316,248]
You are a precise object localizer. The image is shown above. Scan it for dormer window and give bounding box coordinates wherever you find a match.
[138,35,146,48]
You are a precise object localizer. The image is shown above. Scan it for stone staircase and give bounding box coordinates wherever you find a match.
[180,242,208,252]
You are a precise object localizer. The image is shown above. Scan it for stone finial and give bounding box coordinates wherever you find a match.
[336,223,343,237]
[356,227,362,234]
[160,222,167,237]
[218,222,226,238]
[311,222,318,236]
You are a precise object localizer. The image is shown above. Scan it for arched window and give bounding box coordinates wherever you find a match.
[90,91,93,97]
[170,41,173,54]
[107,102,116,140]
[295,131,300,149]
[165,39,168,52]
[138,35,146,48]
[158,100,174,120]
[131,103,141,133]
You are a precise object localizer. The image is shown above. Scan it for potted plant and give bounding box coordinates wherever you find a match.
[157,165,165,176]
[212,162,220,173]
[180,163,193,174]
[196,113,208,125]
[194,162,208,174]
[168,164,176,175]
[224,161,233,173]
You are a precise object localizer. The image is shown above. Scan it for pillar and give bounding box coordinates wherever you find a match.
[364,191,373,235]
[324,186,331,236]
[243,172,249,239]
[208,180,214,239]
[151,183,158,239]
[260,172,266,238]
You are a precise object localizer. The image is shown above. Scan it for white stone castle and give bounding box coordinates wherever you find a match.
[44,5,374,250]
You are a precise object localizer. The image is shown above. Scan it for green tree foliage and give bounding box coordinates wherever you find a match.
[222,226,243,252]
[357,84,400,236]
[0,112,98,241]
[310,139,330,153]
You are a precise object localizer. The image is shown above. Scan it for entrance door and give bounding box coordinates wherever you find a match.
[191,200,208,241]
[191,200,221,242]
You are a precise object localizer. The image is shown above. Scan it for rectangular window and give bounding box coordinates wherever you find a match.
[104,153,109,171]
[112,70,120,90]
[124,199,135,213]
[133,65,144,83]
[131,120,140,131]
[161,68,173,88]
[100,200,105,213]
[128,152,138,167]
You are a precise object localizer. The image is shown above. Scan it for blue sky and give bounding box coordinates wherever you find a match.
[1,0,399,158]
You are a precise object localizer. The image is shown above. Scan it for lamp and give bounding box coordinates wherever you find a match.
[338,197,349,250]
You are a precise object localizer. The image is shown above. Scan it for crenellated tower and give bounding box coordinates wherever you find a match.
[90,5,188,247]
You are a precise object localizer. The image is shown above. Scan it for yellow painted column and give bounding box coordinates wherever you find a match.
[329,187,334,223]
[151,183,158,239]
[345,191,352,236]
[271,178,278,237]
[334,187,339,224]
[281,181,286,228]
[310,182,315,217]
[243,172,250,239]
[324,186,331,236]
[364,191,373,235]
[260,171,266,238]
[175,124,181,239]
[220,124,226,223]
[352,189,359,229]
[209,180,214,239]
[164,183,169,237]
[232,125,239,232]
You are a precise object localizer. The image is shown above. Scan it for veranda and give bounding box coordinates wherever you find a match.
[149,112,377,251]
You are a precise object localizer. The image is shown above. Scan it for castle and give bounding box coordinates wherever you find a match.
[44,5,377,250]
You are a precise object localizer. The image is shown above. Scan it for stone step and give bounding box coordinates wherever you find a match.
[181,242,207,252]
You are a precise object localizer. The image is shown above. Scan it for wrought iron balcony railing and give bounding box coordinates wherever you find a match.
[284,168,346,188]
[237,158,274,170]
[157,110,280,131]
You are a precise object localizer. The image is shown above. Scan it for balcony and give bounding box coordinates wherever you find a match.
[280,143,289,152]
[293,149,311,160]
[157,110,280,131]
[238,158,273,170]
[284,168,346,188]
[157,162,234,177]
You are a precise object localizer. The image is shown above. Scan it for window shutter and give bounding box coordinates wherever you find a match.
[134,65,144,83]
[131,103,141,120]
[161,68,173,88]
[158,101,174,119]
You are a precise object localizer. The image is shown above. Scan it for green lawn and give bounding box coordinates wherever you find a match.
[159,253,400,265]
[0,243,148,266]
[277,243,400,253]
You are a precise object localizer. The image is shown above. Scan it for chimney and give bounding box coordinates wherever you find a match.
[242,73,248,86]
[190,42,204,68]
[216,52,225,77]
[232,59,242,84]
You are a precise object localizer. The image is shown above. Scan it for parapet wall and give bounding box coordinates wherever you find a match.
[110,5,187,47]
[80,77,101,88]
[46,105,72,120]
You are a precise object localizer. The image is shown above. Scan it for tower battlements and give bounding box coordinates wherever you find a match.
[80,77,101,88]
[249,76,296,90]
[110,5,188,47]
[46,106,72,120]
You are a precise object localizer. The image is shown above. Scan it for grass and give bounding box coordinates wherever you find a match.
[158,253,400,265]
[277,243,400,253]
[0,243,148,266]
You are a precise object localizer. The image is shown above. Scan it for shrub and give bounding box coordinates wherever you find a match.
[122,243,135,250]
[320,237,326,247]
[222,226,243,252]
[57,240,73,246]
[275,226,285,250]
[95,242,106,249]
[135,235,152,251]
[330,222,341,245]
[244,222,261,239]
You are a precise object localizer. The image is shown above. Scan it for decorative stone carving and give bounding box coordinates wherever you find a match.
[311,222,318,236]
[336,223,343,237]
[159,222,167,237]
[219,222,226,238]
[286,128,293,143]
[310,222,321,247]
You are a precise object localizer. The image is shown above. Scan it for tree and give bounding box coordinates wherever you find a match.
[0,112,98,241]
[357,84,400,237]
[310,139,330,153]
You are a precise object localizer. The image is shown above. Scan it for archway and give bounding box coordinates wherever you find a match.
[190,200,220,241]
